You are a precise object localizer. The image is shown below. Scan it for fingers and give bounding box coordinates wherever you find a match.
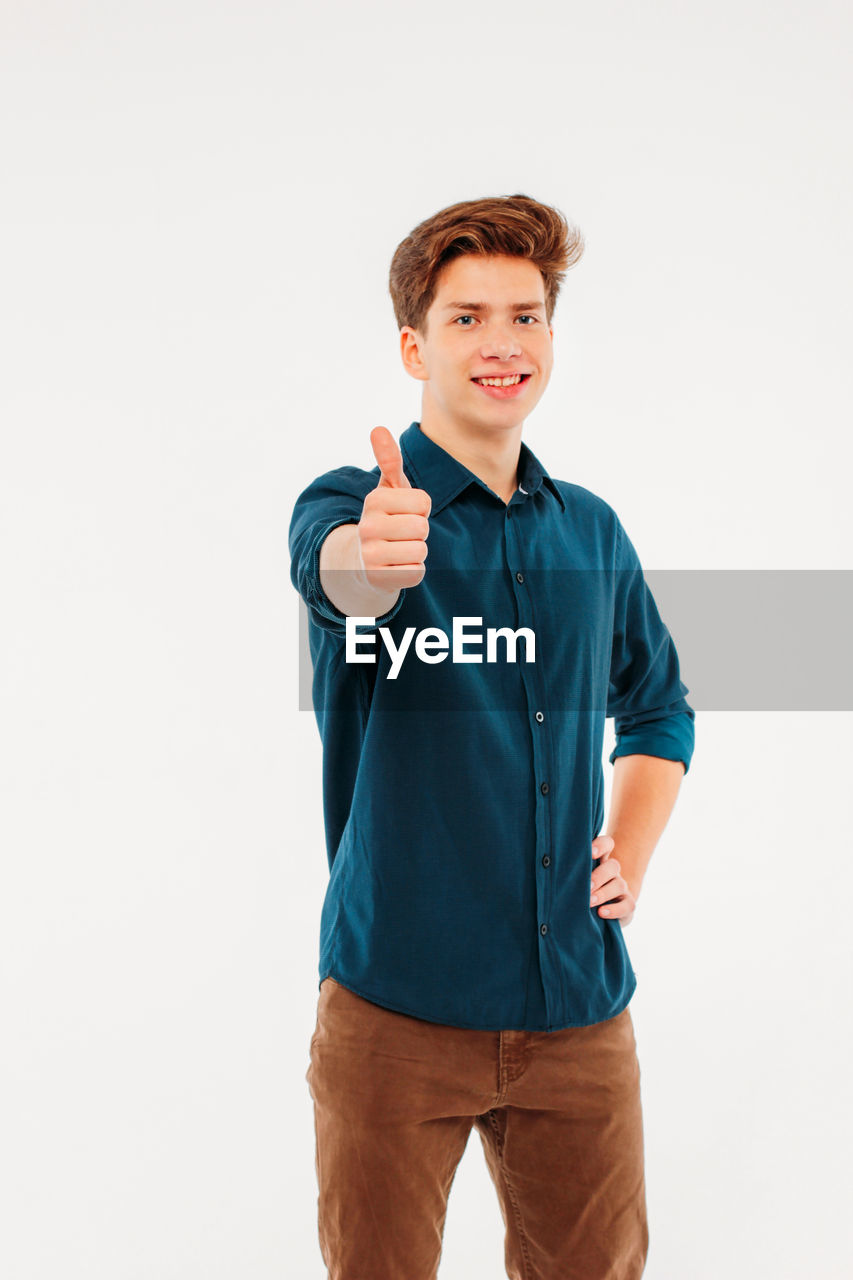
[594,898,634,925]
[591,856,620,894]
[359,509,431,543]
[591,835,616,862]
[362,563,427,592]
[368,539,429,567]
[591,856,624,906]
[362,487,431,518]
[359,428,431,593]
[590,854,634,923]
[370,426,412,489]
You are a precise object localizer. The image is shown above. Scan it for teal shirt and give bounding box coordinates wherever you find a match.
[289,422,694,1031]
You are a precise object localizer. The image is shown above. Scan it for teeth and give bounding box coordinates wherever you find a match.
[476,375,523,387]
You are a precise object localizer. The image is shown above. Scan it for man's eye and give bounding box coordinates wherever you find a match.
[454,315,539,326]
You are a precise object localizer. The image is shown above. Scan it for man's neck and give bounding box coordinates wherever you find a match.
[417,410,523,506]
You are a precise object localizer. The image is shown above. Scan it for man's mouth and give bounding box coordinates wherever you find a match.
[472,374,530,387]
[471,373,531,398]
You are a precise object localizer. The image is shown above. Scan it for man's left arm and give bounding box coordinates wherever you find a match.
[590,754,685,926]
[596,514,696,925]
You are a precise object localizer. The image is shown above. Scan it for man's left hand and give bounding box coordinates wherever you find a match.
[590,836,637,927]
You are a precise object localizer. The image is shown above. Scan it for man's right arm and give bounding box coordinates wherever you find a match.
[317,426,431,619]
[318,522,401,619]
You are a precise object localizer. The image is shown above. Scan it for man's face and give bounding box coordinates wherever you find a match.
[400,253,554,434]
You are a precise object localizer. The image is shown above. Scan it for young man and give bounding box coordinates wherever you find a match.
[289,193,694,1280]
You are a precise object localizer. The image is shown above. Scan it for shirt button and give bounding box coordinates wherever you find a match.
[515,571,524,583]
[542,855,551,867]
[540,781,550,795]
[535,711,544,723]
[540,923,548,936]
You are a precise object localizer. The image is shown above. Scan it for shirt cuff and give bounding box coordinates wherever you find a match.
[303,514,408,635]
[608,714,695,775]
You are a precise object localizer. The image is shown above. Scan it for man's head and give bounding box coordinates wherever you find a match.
[389,194,583,438]
[389,193,582,336]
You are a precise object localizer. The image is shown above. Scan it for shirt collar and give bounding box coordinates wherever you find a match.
[398,421,566,516]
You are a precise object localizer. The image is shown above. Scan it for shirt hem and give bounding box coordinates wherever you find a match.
[319,969,636,1033]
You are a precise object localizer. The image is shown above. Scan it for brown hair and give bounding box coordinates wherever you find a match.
[388,193,584,335]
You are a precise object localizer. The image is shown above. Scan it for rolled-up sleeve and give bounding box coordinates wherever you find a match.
[606,518,695,774]
[289,465,408,636]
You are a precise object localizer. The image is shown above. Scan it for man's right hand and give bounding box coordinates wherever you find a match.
[356,427,432,593]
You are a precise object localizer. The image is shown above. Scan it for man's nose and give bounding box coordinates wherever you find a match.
[481,330,522,360]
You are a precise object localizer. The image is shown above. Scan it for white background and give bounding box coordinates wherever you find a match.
[2,1,852,1277]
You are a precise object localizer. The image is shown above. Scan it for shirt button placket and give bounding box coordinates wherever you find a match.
[506,502,555,1007]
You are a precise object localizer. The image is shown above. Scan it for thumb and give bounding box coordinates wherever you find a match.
[370,426,411,489]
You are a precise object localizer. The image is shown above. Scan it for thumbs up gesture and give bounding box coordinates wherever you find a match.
[357,427,432,592]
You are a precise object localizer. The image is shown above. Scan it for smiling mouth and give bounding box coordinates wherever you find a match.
[472,373,531,387]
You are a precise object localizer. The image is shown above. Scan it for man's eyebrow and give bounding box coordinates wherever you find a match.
[441,300,547,311]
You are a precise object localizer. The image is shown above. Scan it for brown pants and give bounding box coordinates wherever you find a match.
[305,977,648,1279]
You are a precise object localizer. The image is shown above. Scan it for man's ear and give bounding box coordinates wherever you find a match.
[400,326,429,382]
